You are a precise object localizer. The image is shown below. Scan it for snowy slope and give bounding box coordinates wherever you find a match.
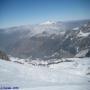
[77,30,90,37]
[75,49,89,58]
[0,58,90,90]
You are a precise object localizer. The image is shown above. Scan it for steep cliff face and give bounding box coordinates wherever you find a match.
[0,50,10,61]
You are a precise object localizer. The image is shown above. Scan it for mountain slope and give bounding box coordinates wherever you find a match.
[0,20,90,59]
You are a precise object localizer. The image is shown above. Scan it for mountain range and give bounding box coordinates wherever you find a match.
[0,19,90,59]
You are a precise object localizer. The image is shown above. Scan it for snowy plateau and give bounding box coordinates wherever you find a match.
[0,57,90,90]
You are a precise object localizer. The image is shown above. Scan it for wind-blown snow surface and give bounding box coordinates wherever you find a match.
[0,58,90,90]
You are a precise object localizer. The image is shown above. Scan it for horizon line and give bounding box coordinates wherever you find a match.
[0,18,90,29]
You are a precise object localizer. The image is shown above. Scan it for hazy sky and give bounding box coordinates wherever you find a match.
[0,0,90,28]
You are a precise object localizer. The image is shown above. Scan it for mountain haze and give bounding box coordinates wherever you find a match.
[0,20,90,59]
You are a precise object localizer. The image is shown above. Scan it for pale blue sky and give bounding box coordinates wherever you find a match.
[0,0,90,28]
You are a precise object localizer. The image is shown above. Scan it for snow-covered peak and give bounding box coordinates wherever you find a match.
[40,20,56,25]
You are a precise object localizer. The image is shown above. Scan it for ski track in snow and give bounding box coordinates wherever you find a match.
[0,58,90,90]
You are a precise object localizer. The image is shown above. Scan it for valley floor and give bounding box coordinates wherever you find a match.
[0,58,90,90]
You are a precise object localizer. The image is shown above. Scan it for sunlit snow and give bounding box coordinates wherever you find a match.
[0,58,90,90]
